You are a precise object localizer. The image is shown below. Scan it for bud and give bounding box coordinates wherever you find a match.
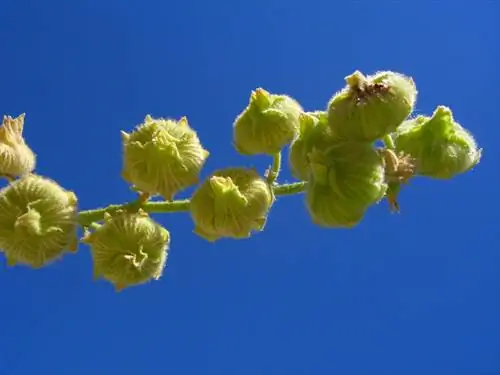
[190,167,274,242]
[327,70,417,142]
[0,174,78,268]
[233,88,303,155]
[82,210,170,291]
[391,106,482,179]
[288,111,336,181]
[305,142,387,228]
[0,114,36,179]
[121,115,209,200]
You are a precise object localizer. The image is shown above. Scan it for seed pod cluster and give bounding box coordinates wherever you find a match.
[233,88,303,155]
[82,210,170,291]
[0,114,36,180]
[0,174,79,268]
[190,167,274,242]
[0,68,482,292]
[121,115,210,200]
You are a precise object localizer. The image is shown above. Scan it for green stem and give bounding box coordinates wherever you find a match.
[383,134,395,150]
[266,152,282,184]
[77,181,307,227]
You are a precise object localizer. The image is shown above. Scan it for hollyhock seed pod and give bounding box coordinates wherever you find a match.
[121,115,209,200]
[233,88,303,155]
[83,210,170,291]
[327,70,417,142]
[0,174,78,268]
[0,114,36,179]
[190,167,274,242]
[305,142,387,228]
[391,106,482,179]
[288,111,336,181]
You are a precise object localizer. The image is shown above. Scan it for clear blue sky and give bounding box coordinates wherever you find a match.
[0,1,498,374]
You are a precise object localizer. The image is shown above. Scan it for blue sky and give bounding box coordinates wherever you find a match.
[0,1,499,374]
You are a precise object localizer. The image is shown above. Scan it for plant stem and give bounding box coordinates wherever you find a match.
[266,152,282,184]
[383,134,395,150]
[77,181,308,227]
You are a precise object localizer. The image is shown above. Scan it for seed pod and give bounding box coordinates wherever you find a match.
[0,174,78,268]
[233,88,303,155]
[190,167,274,242]
[391,106,482,179]
[0,114,36,180]
[305,141,387,228]
[288,111,336,181]
[327,70,417,142]
[82,210,170,291]
[121,115,209,200]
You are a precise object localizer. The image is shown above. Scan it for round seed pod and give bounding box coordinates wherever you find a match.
[233,88,303,155]
[391,105,482,179]
[327,70,417,142]
[0,174,78,268]
[288,111,336,181]
[190,167,274,242]
[0,114,36,180]
[83,210,170,291]
[305,141,387,228]
[122,115,209,200]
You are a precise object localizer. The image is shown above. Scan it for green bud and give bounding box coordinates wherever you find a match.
[327,70,417,142]
[0,114,36,180]
[121,115,210,200]
[0,174,79,268]
[233,88,303,155]
[190,167,274,242]
[83,210,170,292]
[305,142,387,228]
[288,111,336,181]
[391,106,482,179]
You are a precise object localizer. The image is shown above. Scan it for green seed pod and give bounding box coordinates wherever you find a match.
[83,210,170,292]
[233,88,303,155]
[190,167,274,242]
[0,114,36,180]
[327,70,417,142]
[0,174,78,268]
[121,115,209,200]
[391,106,482,179]
[305,142,387,228]
[288,111,336,181]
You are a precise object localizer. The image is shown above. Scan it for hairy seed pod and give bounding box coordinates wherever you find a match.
[327,70,417,142]
[391,106,482,179]
[0,114,36,179]
[190,167,274,242]
[288,111,336,181]
[305,142,387,228]
[121,115,209,200]
[0,174,78,268]
[83,210,170,291]
[233,88,303,155]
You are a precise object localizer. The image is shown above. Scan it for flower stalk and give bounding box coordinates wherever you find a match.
[77,181,308,227]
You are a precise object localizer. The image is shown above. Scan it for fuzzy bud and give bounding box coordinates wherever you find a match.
[288,111,336,181]
[190,167,274,242]
[306,142,387,228]
[327,70,417,142]
[121,115,209,200]
[83,210,170,291]
[0,114,36,179]
[0,174,78,268]
[391,106,482,179]
[233,88,303,155]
